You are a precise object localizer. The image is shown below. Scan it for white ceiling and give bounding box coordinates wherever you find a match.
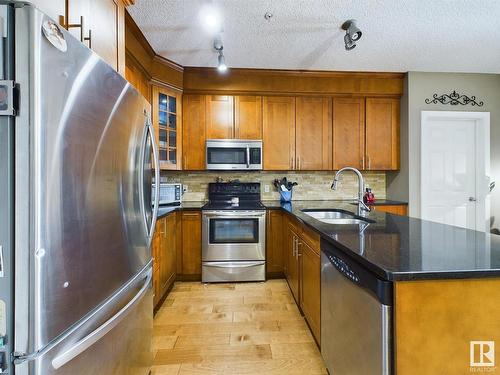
[128,0,500,73]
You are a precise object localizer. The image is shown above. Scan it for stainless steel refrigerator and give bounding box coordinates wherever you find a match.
[0,2,160,374]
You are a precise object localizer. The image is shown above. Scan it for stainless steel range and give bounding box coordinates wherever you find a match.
[202,183,266,282]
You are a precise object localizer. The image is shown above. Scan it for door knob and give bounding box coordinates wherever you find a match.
[469,197,477,202]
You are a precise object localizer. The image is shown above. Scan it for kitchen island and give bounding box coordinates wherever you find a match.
[263,200,500,375]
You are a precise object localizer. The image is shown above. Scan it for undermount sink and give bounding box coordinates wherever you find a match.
[301,209,372,225]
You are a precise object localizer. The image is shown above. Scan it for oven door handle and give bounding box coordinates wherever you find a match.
[204,261,265,269]
[203,212,266,218]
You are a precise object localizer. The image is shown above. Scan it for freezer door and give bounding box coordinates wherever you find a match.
[16,266,153,375]
[14,4,157,354]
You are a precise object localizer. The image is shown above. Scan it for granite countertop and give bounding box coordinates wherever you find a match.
[263,200,500,281]
[157,201,206,218]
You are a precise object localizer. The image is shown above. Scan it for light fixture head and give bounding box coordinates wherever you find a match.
[344,33,356,50]
[213,35,223,52]
[217,52,227,72]
[342,19,362,50]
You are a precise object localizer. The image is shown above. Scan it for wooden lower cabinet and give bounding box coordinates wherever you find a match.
[153,214,177,309]
[286,225,301,302]
[152,210,202,309]
[281,212,321,344]
[299,240,321,342]
[152,219,162,308]
[163,213,177,290]
[180,211,202,279]
[395,278,500,374]
[266,210,284,277]
[371,204,407,216]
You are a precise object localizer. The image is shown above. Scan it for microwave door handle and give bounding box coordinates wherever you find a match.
[246,146,250,168]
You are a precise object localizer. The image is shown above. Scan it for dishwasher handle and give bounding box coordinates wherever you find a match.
[322,239,393,306]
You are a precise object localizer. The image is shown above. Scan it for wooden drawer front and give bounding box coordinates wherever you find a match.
[300,225,320,254]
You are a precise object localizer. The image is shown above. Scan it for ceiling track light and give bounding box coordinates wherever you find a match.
[341,19,362,51]
[213,34,228,72]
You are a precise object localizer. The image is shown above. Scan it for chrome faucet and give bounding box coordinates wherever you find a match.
[331,167,371,216]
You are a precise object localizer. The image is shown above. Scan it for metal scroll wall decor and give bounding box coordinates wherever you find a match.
[425,90,484,106]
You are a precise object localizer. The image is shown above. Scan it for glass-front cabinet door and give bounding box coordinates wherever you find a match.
[152,85,182,170]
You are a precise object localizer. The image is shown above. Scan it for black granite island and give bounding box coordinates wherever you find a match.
[264,200,500,281]
[263,200,500,375]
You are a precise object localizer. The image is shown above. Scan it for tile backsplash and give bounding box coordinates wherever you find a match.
[161,171,386,202]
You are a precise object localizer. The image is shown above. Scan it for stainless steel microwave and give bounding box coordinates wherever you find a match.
[206,139,263,170]
[152,183,182,206]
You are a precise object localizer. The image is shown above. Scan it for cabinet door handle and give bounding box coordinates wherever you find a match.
[182,212,200,217]
[297,241,302,258]
[290,157,294,170]
[367,155,371,169]
[64,16,92,48]
[297,157,301,170]
[361,156,365,170]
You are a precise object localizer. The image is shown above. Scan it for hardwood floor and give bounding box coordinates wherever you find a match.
[152,279,327,375]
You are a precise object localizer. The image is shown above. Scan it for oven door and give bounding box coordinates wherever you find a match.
[202,211,266,261]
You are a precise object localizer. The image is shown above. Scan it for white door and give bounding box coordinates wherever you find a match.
[421,111,490,232]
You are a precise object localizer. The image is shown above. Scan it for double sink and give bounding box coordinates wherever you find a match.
[301,209,373,225]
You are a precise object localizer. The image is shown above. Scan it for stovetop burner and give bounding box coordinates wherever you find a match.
[202,182,264,211]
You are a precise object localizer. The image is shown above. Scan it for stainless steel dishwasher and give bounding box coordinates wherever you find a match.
[321,239,393,375]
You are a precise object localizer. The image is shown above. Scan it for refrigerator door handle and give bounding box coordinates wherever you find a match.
[51,269,152,370]
[149,114,161,242]
[139,112,160,246]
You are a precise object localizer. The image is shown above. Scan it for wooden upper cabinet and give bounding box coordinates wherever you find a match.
[90,0,119,71]
[365,98,400,170]
[125,56,151,102]
[296,97,332,170]
[182,95,206,170]
[206,95,234,139]
[332,98,365,170]
[61,0,125,74]
[234,96,263,139]
[263,97,296,170]
[153,85,182,170]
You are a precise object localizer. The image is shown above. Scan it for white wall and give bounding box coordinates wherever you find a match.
[387,72,500,231]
